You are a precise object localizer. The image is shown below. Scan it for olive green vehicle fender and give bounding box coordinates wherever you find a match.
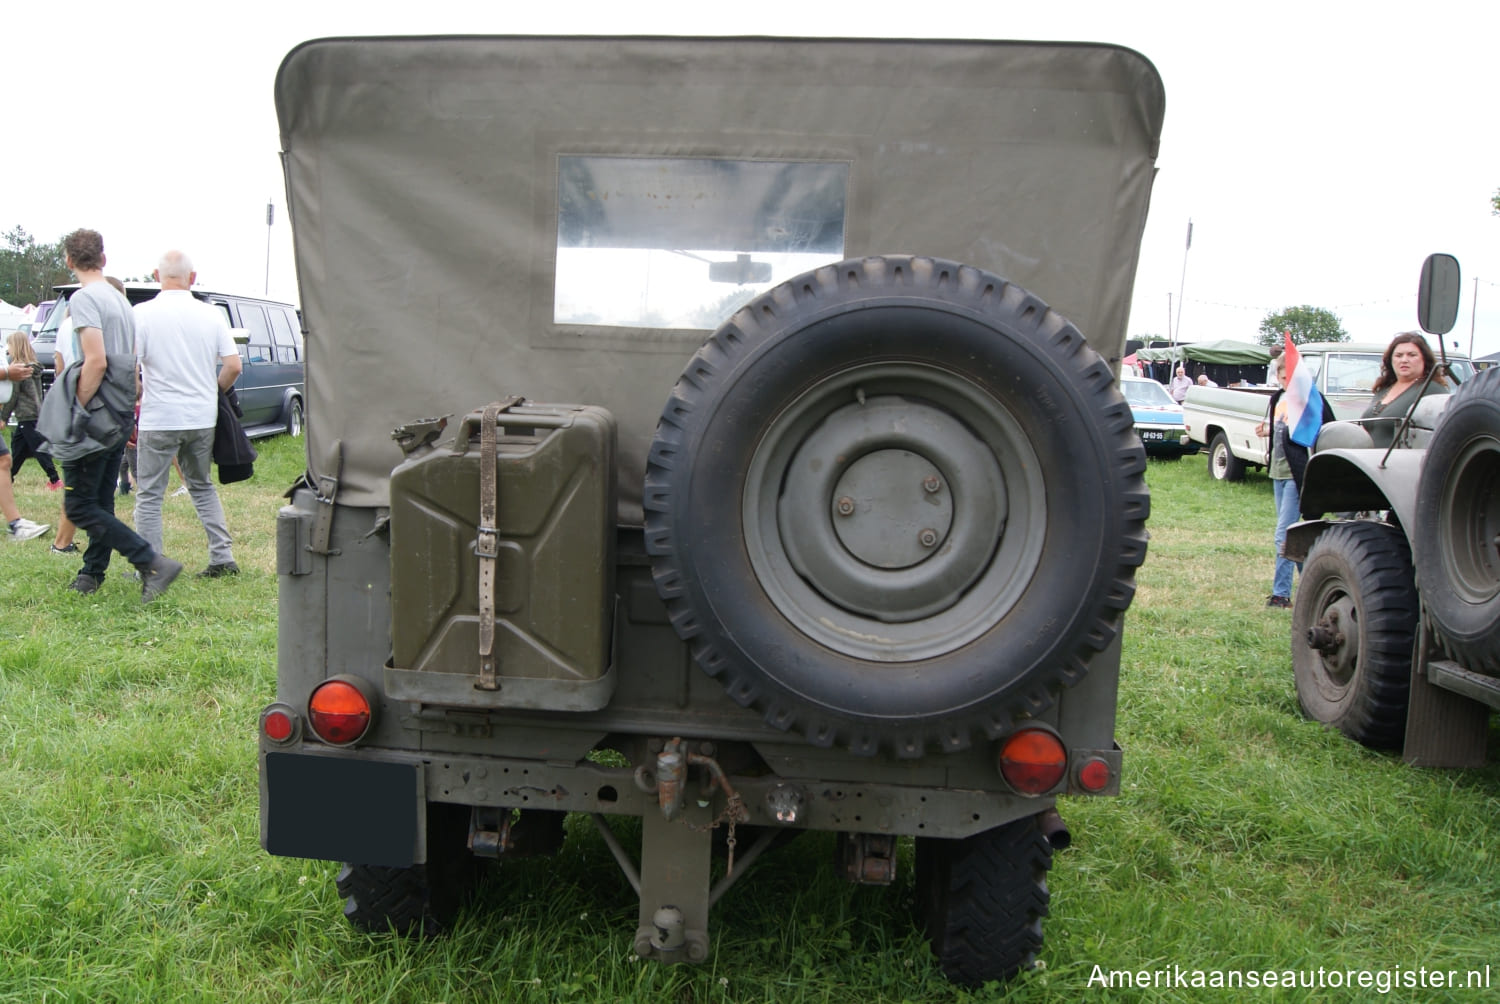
[1284,448,1423,563]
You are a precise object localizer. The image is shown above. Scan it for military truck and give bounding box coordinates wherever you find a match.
[257,36,1163,985]
[1185,343,1478,482]
[1288,254,1500,768]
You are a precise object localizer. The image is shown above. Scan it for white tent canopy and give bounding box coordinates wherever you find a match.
[0,299,32,334]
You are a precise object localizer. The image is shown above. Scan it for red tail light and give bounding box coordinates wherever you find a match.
[1077,756,1113,793]
[307,678,375,745]
[260,703,300,744]
[997,728,1068,795]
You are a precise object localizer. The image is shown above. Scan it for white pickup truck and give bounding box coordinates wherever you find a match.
[1182,383,1273,481]
[1182,340,1476,481]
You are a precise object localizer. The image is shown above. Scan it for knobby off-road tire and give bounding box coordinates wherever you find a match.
[645,256,1148,757]
[1293,521,1417,750]
[337,802,479,936]
[915,814,1052,987]
[1414,366,1500,673]
[1208,431,1246,482]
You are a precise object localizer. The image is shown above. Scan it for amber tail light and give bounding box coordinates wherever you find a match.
[306,677,377,746]
[997,727,1068,795]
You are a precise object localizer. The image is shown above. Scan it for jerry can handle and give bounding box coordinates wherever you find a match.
[452,400,582,454]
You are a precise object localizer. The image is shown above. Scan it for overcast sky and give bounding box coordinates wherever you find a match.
[9,1,1499,358]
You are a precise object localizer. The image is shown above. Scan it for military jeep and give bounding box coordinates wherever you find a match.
[258,36,1163,985]
[1289,254,1500,768]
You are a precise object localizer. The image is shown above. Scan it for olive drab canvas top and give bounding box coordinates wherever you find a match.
[274,36,1165,520]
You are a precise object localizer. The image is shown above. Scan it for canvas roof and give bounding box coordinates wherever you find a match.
[1135,339,1272,365]
[275,35,1166,517]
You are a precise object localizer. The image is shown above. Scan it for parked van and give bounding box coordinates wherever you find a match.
[38,283,304,439]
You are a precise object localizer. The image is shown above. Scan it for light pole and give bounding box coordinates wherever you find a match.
[264,201,274,296]
[1174,218,1192,345]
[1470,276,1479,360]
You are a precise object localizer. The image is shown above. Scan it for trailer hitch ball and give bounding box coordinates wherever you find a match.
[650,906,686,952]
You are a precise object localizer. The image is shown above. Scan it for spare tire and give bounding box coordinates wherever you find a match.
[1414,366,1500,674]
[644,256,1149,756]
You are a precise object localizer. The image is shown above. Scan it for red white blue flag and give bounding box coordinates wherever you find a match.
[1283,332,1325,448]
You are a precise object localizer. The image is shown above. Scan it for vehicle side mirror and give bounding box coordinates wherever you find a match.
[1417,253,1460,336]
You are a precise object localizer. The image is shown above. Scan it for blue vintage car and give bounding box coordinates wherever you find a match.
[1122,375,1198,457]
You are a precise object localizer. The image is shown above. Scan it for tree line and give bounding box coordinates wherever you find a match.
[1,227,72,308]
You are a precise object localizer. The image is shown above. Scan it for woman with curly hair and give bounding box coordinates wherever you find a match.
[1361,331,1450,449]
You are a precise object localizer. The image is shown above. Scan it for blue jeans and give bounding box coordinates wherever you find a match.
[1272,476,1301,599]
[61,444,155,579]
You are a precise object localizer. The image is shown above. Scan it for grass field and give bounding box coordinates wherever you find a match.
[1,436,1496,1003]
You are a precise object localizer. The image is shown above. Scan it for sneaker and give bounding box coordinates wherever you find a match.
[139,554,184,603]
[50,542,80,555]
[118,481,132,495]
[47,480,64,492]
[172,485,189,497]
[7,518,50,542]
[196,561,240,578]
[1266,595,1291,609]
[67,573,101,595]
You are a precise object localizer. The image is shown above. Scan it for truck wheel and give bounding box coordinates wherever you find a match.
[915,814,1052,986]
[645,256,1148,756]
[1208,432,1245,482]
[1293,521,1417,750]
[336,802,478,936]
[1413,366,1500,673]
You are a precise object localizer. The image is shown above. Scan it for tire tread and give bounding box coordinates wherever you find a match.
[917,815,1052,987]
[1415,366,1500,673]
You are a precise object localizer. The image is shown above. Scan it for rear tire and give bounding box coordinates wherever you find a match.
[337,802,478,936]
[1413,367,1500,673]
[1208,432,1245,482]
[1292,521,1416,750]
[915,815,1052,987]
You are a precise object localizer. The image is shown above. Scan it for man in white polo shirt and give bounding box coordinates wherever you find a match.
[133,250,243,577]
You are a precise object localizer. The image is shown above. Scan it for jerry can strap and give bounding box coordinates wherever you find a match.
[475,397,524,691]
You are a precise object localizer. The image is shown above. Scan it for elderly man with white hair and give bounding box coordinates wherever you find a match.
[133,250,243,578]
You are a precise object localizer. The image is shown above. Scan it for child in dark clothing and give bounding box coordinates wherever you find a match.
[1,331,62,489]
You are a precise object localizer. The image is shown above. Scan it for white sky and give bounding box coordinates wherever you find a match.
[8,1,1499,358]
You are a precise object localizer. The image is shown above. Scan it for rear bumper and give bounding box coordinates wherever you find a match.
[259,738,1120,867]
[1137,426,1198,455]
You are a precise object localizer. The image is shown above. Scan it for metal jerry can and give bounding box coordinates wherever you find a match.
[385,401,617,711]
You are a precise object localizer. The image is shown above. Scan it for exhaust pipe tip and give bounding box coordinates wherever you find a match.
[1038,807,1071,850]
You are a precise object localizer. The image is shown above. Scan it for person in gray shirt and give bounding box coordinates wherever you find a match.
[51,229,182,600]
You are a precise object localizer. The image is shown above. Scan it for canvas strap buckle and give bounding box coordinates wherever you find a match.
[476,398,522,691]
[308,439,343,556]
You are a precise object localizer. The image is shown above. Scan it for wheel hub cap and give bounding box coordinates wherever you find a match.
[778,396,1006,622]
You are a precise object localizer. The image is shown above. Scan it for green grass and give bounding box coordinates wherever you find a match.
[1,442,1497,1002]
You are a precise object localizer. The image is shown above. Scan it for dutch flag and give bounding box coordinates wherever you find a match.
[1283,332,1325,449]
